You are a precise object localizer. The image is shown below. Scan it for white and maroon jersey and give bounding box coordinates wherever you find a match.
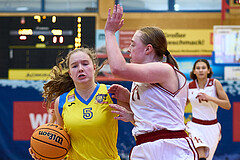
[188,78,218,120]
[130,64,188,137]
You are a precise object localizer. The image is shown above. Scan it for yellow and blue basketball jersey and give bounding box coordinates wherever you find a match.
[58,83,120,160]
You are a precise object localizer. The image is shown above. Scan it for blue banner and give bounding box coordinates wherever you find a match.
[0,80,239,160]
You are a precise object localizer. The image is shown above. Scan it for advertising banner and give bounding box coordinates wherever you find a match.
[0,80,240,160]
[117,29,213,56]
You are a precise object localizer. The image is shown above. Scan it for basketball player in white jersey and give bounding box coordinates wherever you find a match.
[186,59,231,160]
[104,4,198,160]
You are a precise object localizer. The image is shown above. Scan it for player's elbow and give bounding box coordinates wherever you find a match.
[110,67,127,77]
[225,102,231,110]
[111,69,121,76]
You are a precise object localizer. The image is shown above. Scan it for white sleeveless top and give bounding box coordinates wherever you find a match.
[130,64,188,137]
[188,78,218,120]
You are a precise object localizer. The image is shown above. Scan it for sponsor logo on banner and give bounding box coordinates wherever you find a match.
[13,101,52,141]
[119,29,213,56]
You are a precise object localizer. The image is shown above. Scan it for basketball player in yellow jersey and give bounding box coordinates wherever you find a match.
[57,83,120,159]
[29,48,127,160]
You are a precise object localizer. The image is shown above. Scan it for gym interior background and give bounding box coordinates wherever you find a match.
[0,0,240,159]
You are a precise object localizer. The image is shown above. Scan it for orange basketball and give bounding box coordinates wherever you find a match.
[30,123,71,160]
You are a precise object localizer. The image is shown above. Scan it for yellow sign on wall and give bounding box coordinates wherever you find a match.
[9,69,51,80]
[164,29,213,56]
[117,29,213,56]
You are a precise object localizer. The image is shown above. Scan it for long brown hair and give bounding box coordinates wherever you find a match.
[139,26,179,69]
[42,47,106,111]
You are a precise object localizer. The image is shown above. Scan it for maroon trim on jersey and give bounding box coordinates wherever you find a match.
[135,130,188,146]
[188,81,197,89]
[152,83,176,97]
[129,146,134,160]
[189,78,215,89]
[192,117,218,125]
[206,78,214,87]
[151,63,187,97]
[185,137,199,160]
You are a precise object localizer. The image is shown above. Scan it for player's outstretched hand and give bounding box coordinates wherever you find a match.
[104,4,124,34]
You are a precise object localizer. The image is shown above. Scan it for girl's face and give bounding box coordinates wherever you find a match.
[68,51,95,84]
[193,61,210,79]
[128,30,147,64]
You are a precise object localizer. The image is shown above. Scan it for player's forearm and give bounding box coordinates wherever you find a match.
[105,32,127,75]
[210,97,231,110]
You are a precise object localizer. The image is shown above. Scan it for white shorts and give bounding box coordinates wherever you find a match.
[130,137,198,160]
[186,120,221,160]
